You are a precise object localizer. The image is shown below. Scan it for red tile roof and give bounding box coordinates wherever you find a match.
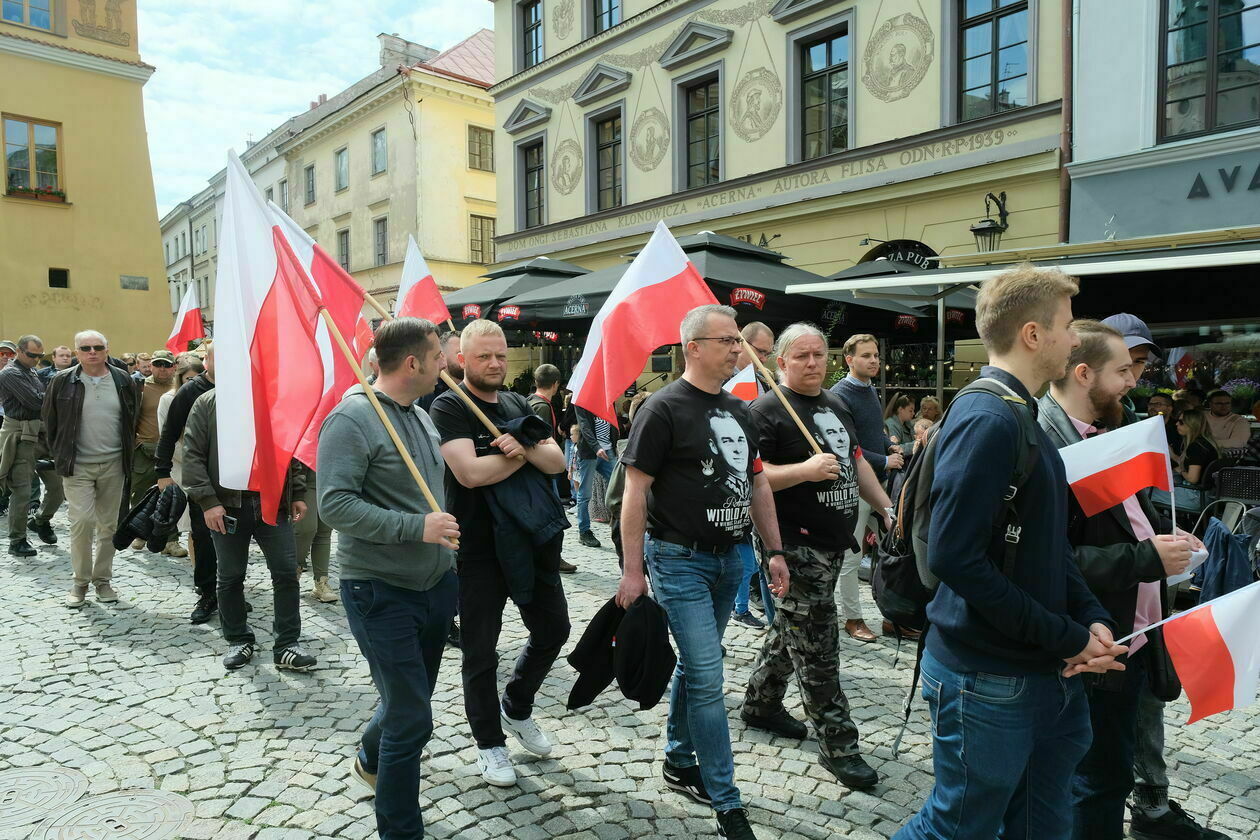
[416,28,494,88]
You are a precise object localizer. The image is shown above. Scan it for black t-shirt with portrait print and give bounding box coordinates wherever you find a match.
[752,387,862,553]
[620,377,762,546]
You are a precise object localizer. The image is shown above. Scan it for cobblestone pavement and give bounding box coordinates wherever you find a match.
[2,507,1258,840]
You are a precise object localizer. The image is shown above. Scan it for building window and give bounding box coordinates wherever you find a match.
[264,187,273,204]
[685,78,721,188]
[801,29,849,160]
[371,129,387,175]
[593,0,621,34]
[1161,0,1260,140]
[201,224,208,253]
[304,164,316,204]
[279,178,289,211]
[468,125,494,171]
[334,148,349,191]
[470,215,496,263]
[3,116,60,193]
[522,141,545,229]
[165,243,170,265]
[2,0,52,30]
[48,267,68,288]
[522,1,543,69]
[595,113,623,210]
[374,217,388,266]
[337,228,350,271]
[958,0,1029,122]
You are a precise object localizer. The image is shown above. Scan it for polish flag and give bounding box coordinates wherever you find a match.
[1163,579,1260,723]
[267,204,373,471]
[1058,416,1174,517]
[568,221,717,426]
[395,235,450,325]
[723,364,759,402]
[215,152,327,524]
[166,283,205,353]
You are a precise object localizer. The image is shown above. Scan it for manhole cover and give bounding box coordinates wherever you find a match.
[0,767,88,830]
[30,789,193,840]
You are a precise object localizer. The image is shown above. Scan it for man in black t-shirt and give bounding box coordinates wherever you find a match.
[429,320,570,791]
[739,324,893,791]
[618,304,789,840]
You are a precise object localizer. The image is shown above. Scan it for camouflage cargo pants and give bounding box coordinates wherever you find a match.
[743,542,861,759]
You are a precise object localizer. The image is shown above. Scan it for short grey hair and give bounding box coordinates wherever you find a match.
[73,330,107,348]
[680,304,736,345]
[17,335,43,351]
[773,322,827,383]
[461,319,505,352]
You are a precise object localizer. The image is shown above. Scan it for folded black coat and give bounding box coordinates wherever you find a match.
[146,484,188,552]
[113,486,160,550]
[567,595,676,711]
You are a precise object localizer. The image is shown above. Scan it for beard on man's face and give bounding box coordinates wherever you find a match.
[465,368,503,392]
[1088,380,1126,430]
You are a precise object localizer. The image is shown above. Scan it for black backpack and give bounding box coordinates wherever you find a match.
[870,377,1040,755]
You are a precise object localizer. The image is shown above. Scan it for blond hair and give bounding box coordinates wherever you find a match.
[975,262,1079,354]
[460,319,505,353]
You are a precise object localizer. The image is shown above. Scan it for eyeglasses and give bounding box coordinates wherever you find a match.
[151,360,174,368]
[750,344,773,359]
[79,345,106,352]
[692,336,742,347]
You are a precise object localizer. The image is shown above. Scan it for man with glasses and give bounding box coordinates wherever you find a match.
[43,331,140,608]
[0,335,65,557]
[616,304,789,840]
[126,350,179,553]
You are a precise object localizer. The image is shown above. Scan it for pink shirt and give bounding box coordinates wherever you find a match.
[1069,416,1161,654]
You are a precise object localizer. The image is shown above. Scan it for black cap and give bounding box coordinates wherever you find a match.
[1101,313,1161,360]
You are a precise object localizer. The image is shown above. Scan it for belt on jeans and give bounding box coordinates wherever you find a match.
[648,530,736,556]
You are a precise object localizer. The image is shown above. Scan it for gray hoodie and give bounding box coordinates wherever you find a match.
[318,385,453,592]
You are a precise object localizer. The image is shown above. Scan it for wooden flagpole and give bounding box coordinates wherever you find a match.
[740,336,823,456]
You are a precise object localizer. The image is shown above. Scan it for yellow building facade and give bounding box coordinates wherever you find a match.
[1,0,170,349]
[489,0,1066,277]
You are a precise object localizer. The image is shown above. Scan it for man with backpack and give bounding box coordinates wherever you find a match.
[893,264,1127,840]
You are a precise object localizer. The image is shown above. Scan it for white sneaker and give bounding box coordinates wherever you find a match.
[500,705,552,756]
[477,746,516,787]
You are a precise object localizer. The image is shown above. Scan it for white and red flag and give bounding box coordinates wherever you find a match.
[166,283,206,353]
[723,364,759,402]
[395,235,450,325]
[1160,580,1260,722]
[568,221,718,426]
[214,152,327,524]
[1057,416,1174,517]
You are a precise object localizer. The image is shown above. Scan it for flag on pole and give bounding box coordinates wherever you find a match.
[1057,416,1174,516]
[1163,579,1260,723]
[268,203,372,470]
[723,364,759,402]
[214,152,326,524]
[568,221,718,426]
[395,235,450,324]
[166,283,206,353]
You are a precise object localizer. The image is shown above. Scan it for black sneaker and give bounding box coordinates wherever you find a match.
[662,760,711,805]
[1129,800,1231,840]
[190,594,217,624]
[447,619,462,649]
[716,808,759,840]
[8,539,36,558]
[274,645,317,671]
[732,610,765,630]
[741,706,807,740]
[818,753,879,790]
[578,531,601,548]
[28,517,56,545]
[223,643,254,670]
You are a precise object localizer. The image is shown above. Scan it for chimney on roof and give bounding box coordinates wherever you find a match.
[378,32,438,68]
[319,93,327,104]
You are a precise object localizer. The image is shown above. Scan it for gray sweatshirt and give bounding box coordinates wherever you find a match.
[318,385,453,592]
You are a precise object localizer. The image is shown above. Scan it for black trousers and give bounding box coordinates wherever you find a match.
[458,536,570,749]
[189,499,219,596]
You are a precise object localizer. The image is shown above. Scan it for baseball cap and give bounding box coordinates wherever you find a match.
[151,349,176,363]
[0,341,17,355]
[1101,313,1161,360]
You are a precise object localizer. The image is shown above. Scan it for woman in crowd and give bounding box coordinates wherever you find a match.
[155,357,204,559]
[1173,408,1221,486]
[915,395,941,423]
[883,393,915,446]
[295,463,338,603]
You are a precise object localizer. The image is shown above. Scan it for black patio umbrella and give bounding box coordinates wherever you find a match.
[443,256,590,325]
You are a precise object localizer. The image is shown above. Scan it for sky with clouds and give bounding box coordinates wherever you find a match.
[140,0,495,216]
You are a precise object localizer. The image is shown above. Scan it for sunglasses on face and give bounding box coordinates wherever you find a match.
[24,351,41,360]
[151,360,174,368]
[79,345,105,352]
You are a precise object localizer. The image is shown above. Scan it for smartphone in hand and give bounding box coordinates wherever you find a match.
[223,515,238,535]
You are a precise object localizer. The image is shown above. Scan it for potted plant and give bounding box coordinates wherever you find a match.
[1222,378,1259,412]
[7,184,66,202]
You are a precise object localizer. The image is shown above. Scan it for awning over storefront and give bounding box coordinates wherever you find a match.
[443,256,590,323]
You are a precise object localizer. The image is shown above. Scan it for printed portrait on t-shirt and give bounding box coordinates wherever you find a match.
[704,408,751,498]
[810,405,858,512]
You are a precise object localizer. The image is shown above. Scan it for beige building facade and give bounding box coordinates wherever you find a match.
[489,0,1066,278]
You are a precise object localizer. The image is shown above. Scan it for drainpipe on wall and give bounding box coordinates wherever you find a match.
[1058,0,1075,243]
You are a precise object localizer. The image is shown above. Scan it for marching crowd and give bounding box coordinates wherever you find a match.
[0,262,1247,840]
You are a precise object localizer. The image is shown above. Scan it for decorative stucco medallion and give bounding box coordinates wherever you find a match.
[551,139,583,195]
[861,12,935,103]
[629,107,670,172]
[74,0,132,47]
[730,67,783,142]
[553,0,575,40]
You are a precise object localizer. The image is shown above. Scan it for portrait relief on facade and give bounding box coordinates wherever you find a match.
[730,67,783,143]
[629,107,670,172]
[73,0,132,47]
[554,0,576,40]
[861,12,935,103]
[551,139,584,195]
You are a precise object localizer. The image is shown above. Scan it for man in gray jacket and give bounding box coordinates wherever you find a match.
[318,317,459,840]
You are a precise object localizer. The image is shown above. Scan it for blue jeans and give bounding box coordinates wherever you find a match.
[342,572,458,840]
[576,454,616,533]
[894,649,1093,840]
[1072,649,1146,840]
[645,536,743,812]
[732,539,758,614]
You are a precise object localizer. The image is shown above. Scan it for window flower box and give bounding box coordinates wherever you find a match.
[7,185,66,203]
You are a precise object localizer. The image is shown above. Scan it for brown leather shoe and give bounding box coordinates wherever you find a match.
[844,619,877,643]
[882,620,922,641]
[558,560,578,574]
